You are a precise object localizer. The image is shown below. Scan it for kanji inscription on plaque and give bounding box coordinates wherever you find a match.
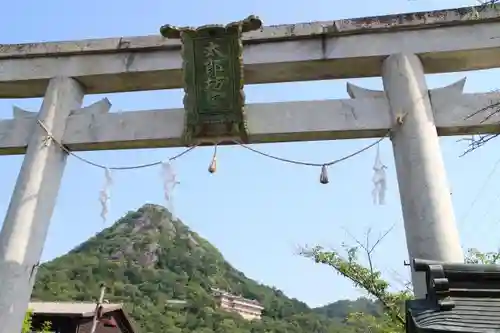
[160,16,262,144]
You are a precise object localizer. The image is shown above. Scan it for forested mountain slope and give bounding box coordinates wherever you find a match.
[32,204,377,333]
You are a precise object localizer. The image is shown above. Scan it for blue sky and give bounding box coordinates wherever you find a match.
[0,0,498,307]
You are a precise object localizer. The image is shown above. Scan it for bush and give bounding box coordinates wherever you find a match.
[22,310,52,333]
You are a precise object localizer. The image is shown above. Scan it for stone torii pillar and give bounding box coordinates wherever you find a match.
[0,77,84,333]
[384,53,463,297]
[349,53,464,298]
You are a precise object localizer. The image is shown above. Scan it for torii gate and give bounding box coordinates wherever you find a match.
[2,5,500,333]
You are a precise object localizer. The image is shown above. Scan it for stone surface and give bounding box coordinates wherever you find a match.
[1,84,499,155]
[0,6,499,97]
[164,20,257,144]
[381,53,463,297]
[0,77,84,333]
[0,6,496,58]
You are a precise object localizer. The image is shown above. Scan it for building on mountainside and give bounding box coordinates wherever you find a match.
[29,302,137,333]
[406,259,500,333]
[211,288,264,320]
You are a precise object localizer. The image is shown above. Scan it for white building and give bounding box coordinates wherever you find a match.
[211,288,264,320]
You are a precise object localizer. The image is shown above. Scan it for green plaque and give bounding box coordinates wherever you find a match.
[160,16,262,145]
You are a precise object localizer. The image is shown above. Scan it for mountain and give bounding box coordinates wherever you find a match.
[314,298,381,319]
[32,204,367,333]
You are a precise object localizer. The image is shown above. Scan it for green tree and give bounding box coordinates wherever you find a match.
[303,237,500,333]
[465,247,500,264]
[22,310,52,333]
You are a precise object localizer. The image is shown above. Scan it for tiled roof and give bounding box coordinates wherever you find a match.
[29,302,123,317]
[406,259,500,333]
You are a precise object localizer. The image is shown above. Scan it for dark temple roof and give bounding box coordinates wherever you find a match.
[406,259,500,333]
[29,302,138,333]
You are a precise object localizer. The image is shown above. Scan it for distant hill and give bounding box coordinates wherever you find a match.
[32,204,376,333]
[314,298,382,319]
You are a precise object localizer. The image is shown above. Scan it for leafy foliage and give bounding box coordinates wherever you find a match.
[465,248,500,264]
[23,310,51,333]
[313,298,380,320]
[304,244,410,333]
[32,204,363,333]
[303,240,500,333]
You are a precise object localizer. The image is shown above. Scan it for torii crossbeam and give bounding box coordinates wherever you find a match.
[0,77,498,155]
